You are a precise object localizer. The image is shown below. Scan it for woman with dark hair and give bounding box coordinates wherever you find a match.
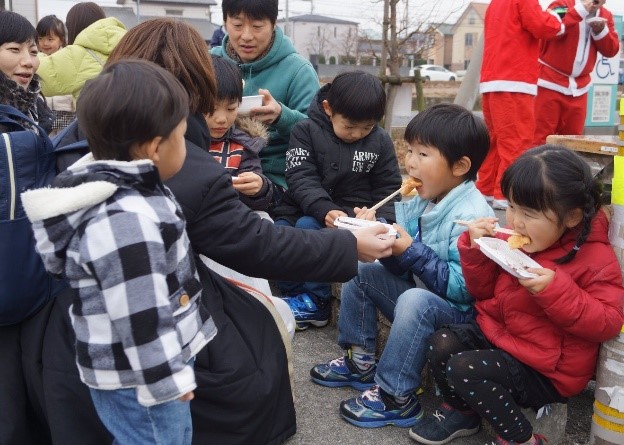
[37,2,125,100]
[0,9,57,445]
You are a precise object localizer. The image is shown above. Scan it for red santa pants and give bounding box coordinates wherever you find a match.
[533,86,587,146]
[477,92,536,200]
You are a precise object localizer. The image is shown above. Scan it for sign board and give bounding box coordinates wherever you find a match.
[585,14,622,127]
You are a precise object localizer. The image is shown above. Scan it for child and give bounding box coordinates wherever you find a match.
[411,145,624,445]
[22,59,217,444]
[272,70,403,329]
[207,55,279,213]
[36,15,76,135]
[310,103,493,431]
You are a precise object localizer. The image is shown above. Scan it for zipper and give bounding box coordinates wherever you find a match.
[2,133,16,220]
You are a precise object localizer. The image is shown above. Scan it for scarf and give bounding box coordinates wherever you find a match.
[0,72,54,134]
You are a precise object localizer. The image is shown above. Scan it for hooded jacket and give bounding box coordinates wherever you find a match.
[37,17,127,99]
[458,209,624,397]
[211,26,319,189]
[272,84,402,225]
[381,180,495,310]
[21,155,217,406]
[209,116,276,211]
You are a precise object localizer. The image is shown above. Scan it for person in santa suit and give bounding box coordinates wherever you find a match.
[533,0,619,146]
[477,0,601,210]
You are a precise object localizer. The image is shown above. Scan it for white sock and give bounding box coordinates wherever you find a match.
[349,346,375,372]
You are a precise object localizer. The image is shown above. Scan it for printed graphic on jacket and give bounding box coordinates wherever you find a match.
[209,139,245,171]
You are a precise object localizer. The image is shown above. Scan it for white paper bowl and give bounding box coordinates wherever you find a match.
[239,95,263,115]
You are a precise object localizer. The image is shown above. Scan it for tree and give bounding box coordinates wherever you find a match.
[306,26,331,62]
[339,27,359,65]
[376,0,468,130]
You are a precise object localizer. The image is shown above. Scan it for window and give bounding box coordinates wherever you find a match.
[465,33,473,47]
[334,27,337,38]
[318,26,320,37]
[468,11,476,25]
[165,9,183,16]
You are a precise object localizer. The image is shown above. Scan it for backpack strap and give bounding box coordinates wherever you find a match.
[85,49,104,67]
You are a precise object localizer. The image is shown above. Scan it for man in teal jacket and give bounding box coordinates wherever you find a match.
[211,0,319,192]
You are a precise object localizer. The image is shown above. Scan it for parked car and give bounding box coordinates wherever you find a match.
[409,64,458,81]
[619,59,623,85]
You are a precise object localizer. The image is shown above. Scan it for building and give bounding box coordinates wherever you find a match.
[427,1,488,71]
[277,14,358,64]
[111,0,218,41]
[1,0,37,24]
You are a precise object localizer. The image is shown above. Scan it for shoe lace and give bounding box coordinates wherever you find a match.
[361,385,382,403]
[328,356,345,368]
[432,409,446,422]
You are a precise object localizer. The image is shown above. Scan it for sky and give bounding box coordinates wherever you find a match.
[38,0,624,35]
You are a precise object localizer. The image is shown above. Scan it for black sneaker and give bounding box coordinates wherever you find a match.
[310,355,376,391]
[409,403,480,445]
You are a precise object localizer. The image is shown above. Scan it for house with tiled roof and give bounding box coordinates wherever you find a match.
[427,1,488,71]
[277,14,359,64]
[109,0,218,41]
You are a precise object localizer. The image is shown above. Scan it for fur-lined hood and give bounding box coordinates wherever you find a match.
[212,115,268,155]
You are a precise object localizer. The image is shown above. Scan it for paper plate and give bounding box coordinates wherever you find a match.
[334,216,397,237]
[474,237,541,279]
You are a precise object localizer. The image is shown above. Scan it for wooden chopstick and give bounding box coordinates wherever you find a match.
[452,220,520,236]
[370,188,401,211]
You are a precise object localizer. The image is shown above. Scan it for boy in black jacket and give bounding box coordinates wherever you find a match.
[273,71,402,330]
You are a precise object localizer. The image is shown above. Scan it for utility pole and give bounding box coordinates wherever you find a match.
[284,0,290,36]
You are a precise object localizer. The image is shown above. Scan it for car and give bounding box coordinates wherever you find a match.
[409,64,458,81]
[619,59,624,85]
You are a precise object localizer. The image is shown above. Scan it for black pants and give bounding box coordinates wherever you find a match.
[0,301,52,445]
[427,322,566,443]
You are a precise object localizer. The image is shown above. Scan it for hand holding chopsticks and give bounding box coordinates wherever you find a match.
[453,219,520,236]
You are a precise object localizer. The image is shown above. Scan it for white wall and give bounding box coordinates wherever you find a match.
[12,0,38,25]
[281,21,358,62]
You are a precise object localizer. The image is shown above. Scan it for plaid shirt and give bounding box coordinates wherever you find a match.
[22,155,217,406]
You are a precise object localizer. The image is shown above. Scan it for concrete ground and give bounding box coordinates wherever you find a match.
[284,208,597,445]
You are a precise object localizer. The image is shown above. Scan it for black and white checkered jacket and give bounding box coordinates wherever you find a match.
[22,154,217,407]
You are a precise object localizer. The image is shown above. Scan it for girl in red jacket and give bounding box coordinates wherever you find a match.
[410,145,624,445]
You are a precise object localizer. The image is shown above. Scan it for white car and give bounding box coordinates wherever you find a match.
[409,65,458,81]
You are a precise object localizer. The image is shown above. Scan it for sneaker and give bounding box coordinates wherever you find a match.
[281,293,330,330]
[409,403,480,445]
[492,199,509,210]
[310,355,376,391]
[340,385,424,428]
[491,434,548,445]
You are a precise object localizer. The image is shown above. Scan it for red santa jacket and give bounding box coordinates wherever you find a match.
[480,0,587,96]
[458,210,624,397]
[538,1,620,97]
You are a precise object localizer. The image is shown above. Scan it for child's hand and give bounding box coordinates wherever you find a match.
[391,224,413,256]
[251,89,282,125]
[232,172,263,196]
[325,209,348,228]
[466,217,499,247]
[353,224,395,262]
[518,268,555,294]
[178,391,194,402]
[353,206,376,221]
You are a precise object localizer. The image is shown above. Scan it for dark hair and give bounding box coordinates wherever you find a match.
[222,0,278,25]
[77,59,189,161]
[66,2,105,45]
[108,18,216,115]
[326,71,386,122]
[211,55,243,103]
[501,145,604,263]
[0,10,37,46]
[36,15,67,46]
[404,103,489,181]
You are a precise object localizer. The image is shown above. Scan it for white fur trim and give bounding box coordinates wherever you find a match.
[21,181,118,222]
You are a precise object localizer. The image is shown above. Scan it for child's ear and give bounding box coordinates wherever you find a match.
[130,137,163,163]
[452,156,472,178]
[564,208,584,228]
[322,100,332,117]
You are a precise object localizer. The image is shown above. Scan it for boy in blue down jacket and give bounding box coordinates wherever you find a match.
[310,104,494,436]
[272,71,402,330]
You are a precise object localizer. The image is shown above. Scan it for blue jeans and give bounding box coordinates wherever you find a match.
[89,387,192,445]
[274,216,331,301]
[338,261,474,398]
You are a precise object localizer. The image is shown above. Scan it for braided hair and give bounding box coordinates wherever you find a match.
[500,145,604,263]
